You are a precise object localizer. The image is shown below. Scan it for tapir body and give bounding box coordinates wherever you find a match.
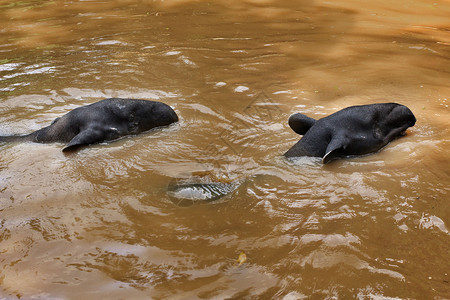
[284,103,416,163]
[0,98,178,151]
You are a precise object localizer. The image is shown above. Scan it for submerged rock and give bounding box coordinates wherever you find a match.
[167,173,241,206]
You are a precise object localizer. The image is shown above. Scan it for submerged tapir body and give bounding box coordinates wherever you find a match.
[284,103,416,163]
[0,98,178,151]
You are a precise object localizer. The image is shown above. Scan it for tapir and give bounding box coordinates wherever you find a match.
[0,98,178,151]
[284,103,416,163]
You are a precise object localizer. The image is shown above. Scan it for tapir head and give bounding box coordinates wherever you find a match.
[379,103,416,138]
[133,101,179,132]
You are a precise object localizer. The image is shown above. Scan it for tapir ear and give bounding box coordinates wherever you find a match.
[62,128,103,152]
[322,136,348,164]
[288,113,316,135]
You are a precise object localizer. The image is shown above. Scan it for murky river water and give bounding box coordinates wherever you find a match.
[0,0,449,299]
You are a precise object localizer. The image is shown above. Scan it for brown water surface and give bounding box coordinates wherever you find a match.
[0,0,449,298]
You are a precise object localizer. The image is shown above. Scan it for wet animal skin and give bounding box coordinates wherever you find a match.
[0,98,179,151]
[284,103,416,163]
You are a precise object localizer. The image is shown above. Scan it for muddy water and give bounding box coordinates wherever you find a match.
[0,0,449,298]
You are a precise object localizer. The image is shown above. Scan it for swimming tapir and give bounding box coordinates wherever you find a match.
[0,98,178,151]
[284,103,416,163]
